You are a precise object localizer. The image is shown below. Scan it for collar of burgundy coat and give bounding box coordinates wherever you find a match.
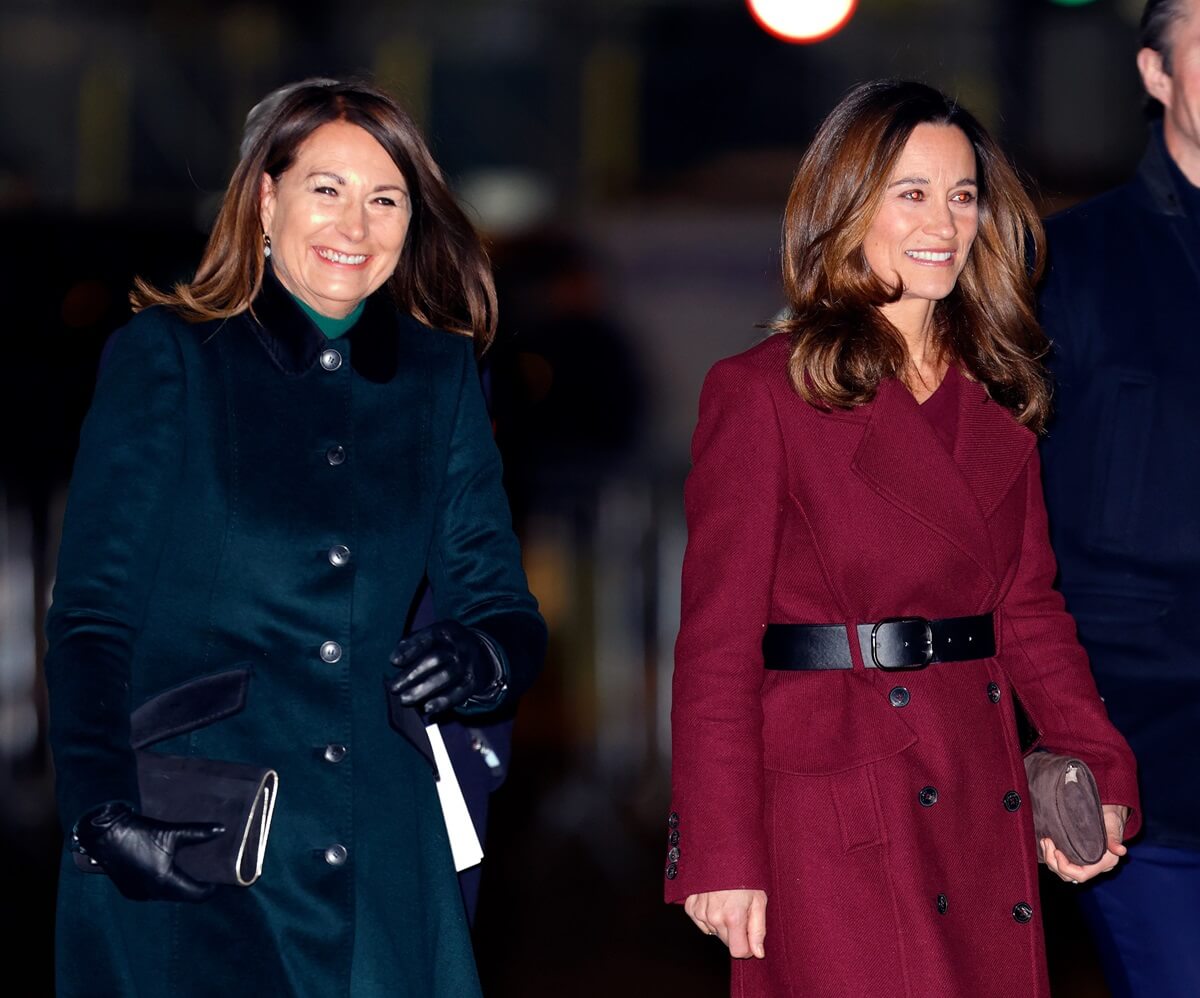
[246,264,401,383]
[849,366,1035,583]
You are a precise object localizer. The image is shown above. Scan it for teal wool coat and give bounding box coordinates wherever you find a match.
[45,272,545,997]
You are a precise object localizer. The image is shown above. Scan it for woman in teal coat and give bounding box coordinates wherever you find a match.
[45,79,545,997]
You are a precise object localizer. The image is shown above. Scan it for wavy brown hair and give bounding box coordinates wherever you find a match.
[133,78,497,344]
[774,79,1050,432]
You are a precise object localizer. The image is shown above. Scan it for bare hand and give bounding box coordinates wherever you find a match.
[683,889,767,959]
[1041,804,1130,884]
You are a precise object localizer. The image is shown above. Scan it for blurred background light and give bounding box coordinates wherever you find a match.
[745,0,858,43]
[1050,0,1099,6]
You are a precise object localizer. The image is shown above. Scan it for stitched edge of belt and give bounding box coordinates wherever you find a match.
[762,613,996,671]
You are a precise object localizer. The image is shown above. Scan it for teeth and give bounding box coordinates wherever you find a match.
[906,250,953,262]
[317,248,368,265]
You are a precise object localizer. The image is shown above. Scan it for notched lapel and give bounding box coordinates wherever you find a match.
[952,373,1035,521]
[851,376,997,579]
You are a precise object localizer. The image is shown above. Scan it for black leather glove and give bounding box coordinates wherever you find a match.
[73,801,224,903]
[388,619,507,716]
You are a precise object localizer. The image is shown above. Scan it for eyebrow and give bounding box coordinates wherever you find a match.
[305,171,407,193]
[888,176,978,188]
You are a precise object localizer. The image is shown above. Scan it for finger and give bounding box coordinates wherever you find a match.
[718,905,751,959]
[389,651,448,690]
[171,823,226,845]
[394,669,455,706]
[748,894,767,959]
[684,896,713,935]
[161,866,219,903]
[423,681,476,715]
[389,630,435,668]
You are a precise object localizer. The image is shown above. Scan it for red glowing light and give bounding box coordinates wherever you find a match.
[746,0,858,44]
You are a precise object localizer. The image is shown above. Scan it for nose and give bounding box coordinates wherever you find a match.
[923,199,956,239]
[336,199,368,243]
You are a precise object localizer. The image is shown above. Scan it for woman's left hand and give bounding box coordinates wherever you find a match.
[1041,803,1130,884]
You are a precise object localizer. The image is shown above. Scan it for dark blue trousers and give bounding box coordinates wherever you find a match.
[1078,843,1200,997]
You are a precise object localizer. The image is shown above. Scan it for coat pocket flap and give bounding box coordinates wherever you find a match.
[130,667,251,749]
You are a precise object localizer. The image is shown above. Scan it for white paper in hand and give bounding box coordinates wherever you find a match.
[426,723,484,872]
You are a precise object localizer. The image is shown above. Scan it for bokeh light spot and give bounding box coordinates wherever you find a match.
[746,0,858,43]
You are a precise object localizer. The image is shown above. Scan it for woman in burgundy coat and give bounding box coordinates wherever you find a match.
[666,80,1140,997]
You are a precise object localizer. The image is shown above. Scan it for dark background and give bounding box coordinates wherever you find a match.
[0,1,1152,994]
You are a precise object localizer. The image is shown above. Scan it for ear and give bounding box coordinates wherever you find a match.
[259,172,277,235]
[1137,47,1174,110]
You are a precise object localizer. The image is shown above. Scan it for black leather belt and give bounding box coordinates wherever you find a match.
[762,613,995,671]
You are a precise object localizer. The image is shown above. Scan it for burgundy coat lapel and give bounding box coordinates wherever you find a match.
[851,375,997,580]
[952,372,1037,520]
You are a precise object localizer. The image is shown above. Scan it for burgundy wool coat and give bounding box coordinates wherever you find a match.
[666,335,1140,998]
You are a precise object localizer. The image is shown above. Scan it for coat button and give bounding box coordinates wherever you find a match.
[665,863,678,880]
[326,445,346,466]
[320,641,343,664]
[325,844,348,866]
[987,682,1001,704]
[320,349,342,371]
[1012,902,1034,924]
[888,686,910,708]
[919,786,939,807]
[667,811,680,829]
[667,846,680,863]
[324,744,347,763]
[936,893,948,915]
[669,829,680,846]
[1003,790,1022,812]
[328,544,352,568]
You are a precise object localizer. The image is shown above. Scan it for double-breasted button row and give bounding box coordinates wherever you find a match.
[320,641,342,664]
[320,349,343,372]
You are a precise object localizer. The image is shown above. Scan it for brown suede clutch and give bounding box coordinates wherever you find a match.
[1023,751,1107,866]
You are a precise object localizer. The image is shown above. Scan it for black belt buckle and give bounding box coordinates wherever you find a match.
[871,617,933,670]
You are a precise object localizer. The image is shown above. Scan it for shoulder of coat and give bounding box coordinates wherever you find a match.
[1045,180,1137,241]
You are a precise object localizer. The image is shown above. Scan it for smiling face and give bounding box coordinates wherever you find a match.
[260,119,411,318]
[862,123,980,337]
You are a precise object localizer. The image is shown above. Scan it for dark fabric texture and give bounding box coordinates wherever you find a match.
[45,270,545,997]
[1040,123,1200,851]
[669,345,1139,998]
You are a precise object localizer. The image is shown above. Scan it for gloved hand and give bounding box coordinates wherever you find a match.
[388,619,506,716]
[73,801,224,902]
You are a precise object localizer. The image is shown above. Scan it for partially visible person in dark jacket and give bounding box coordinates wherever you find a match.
[1039,3,1200,994]
[45,78,544,997]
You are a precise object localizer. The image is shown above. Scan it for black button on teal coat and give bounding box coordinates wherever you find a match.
[45,273,546,997]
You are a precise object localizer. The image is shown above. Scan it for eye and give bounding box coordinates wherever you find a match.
[373,196,398,207]
[951,190,976,204]
[901,189,925,202]
[313,186,338,197]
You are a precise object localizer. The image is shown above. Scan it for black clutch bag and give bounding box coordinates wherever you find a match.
[1023,751,1107,867]
[74,667,278,887]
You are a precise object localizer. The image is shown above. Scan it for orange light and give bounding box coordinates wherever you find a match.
[746,0,858,44]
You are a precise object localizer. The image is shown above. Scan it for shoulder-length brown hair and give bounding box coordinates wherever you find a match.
[775,79,1050,432]
[133,78,497,344]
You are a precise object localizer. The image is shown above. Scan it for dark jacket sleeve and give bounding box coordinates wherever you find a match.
[44,311,188,829]
[425,339,546,710]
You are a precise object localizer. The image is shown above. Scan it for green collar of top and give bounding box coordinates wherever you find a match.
[291,294,366,340]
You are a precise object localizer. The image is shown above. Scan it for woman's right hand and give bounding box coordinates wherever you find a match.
[684,889,767,958]
[74,801,223,902]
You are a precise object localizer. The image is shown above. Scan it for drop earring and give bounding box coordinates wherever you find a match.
[263,233,272,258]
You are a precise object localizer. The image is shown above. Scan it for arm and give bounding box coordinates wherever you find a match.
[669,358,784,915]
[45,313,188,829]
[411,339,546,715]
[1001,448,1141,844]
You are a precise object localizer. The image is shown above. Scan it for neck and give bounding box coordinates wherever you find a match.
[880,298,944,399]
[1164,122,1200,187]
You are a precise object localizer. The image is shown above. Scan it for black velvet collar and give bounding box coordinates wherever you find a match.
[1138,122,1192,220]
[247,265,401,383]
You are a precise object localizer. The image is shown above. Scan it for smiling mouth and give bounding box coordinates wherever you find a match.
[905,250,954,263]
[315,247,369,266]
